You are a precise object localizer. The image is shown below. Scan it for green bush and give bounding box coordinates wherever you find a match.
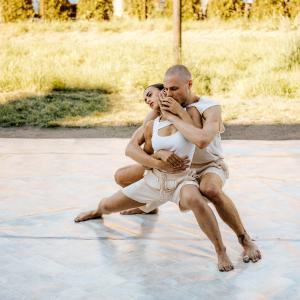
[252,0,300,19]
[207,0,243,19]
[39,0,72,20]
[0,0,34,22]
[77,0,113,21]
[207,0,300,20]
[123,0,154,20]
[124,0,201,20]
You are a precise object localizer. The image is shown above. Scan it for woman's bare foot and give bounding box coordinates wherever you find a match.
[120,208,159,215]
[238,234,262,263]
[74,210,102,222]
[217,251,234,272]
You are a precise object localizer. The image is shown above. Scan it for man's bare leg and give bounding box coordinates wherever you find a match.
[200,173,262,263]
[74,191,144,222]
[180,185,234,272]
[114,164,159,215]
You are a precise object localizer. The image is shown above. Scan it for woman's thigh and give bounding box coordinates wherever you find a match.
[101,191,145,213]
[115,164,145,187]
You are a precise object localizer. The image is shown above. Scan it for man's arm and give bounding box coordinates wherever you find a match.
[163,106,222,149]
[142,110,159,126]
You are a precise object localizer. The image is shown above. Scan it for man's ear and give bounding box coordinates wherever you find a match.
[188,80,193,89]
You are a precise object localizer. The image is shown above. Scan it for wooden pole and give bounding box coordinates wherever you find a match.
[173,0,182,64]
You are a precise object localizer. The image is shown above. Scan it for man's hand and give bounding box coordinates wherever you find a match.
[156,159,190,173]
[160,96,184,116]
[159,89,184,116]
[155,150,188,168]
[160,108,176,122]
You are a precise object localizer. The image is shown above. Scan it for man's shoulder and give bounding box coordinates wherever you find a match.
[188,97,220,114]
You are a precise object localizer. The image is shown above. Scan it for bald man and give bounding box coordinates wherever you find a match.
[115,65,262,264]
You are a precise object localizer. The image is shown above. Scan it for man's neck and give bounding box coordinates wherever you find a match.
[184,94,200,106]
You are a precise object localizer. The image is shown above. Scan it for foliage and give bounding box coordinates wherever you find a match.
[207,0,243,19]
[124,0,201,20]
[0,0,34,22]
[77,0,113,21]
[39,0,72,20]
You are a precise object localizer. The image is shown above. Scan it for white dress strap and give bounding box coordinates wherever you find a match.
[156,118,172,130]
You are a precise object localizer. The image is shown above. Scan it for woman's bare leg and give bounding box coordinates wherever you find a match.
[74,191,144,222]
[114,164,159,215]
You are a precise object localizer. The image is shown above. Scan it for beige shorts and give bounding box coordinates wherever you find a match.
[192,159,229,185]
[122,169,198,213]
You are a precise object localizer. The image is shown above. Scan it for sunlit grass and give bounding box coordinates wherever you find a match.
[0,17,299,126]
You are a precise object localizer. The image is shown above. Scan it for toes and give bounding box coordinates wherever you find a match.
[251,251,262,263]
[219,264,234,272]
[243,255,250,263]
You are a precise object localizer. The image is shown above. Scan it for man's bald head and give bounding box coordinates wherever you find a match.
[164,65,192,82]
[163,65,193,105]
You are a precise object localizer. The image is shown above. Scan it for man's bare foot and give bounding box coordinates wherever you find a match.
[217,251,234,272]
[74,210,102,223]
[120,208,159,215]
[238,233,262,263]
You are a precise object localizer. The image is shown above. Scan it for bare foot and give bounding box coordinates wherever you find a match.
[238,234,262,263]
[217,251,234,272]
[120,208,159,215]
[74,210,102,223]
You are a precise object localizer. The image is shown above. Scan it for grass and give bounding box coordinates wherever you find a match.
[0,17,299,127]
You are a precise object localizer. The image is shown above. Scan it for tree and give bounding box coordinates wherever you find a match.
[0,0,34,22]
[39,0,72,20]
[77,0,113,21]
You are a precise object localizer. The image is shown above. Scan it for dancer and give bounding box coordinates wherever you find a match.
[116,65,262,264]
[75,83,234,272]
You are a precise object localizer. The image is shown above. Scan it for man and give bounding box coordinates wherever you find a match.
[115,65,261,264]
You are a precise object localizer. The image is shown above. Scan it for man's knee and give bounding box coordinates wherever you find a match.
[200,183,223,203]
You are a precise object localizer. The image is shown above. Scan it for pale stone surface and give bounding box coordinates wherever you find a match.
[0,139,299,300]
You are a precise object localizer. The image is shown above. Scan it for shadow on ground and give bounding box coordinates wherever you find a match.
[0,88,110,127]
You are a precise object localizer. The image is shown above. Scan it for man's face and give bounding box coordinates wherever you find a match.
[163,74,191,106]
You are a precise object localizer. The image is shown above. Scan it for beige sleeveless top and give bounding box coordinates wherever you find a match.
[187,97,224,165]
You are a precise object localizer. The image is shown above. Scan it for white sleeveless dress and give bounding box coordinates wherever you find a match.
[122,116,198,213]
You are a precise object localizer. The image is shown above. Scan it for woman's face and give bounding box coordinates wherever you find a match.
[143,86,161,110]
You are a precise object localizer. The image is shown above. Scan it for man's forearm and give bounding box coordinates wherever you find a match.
[125,142,160,169]
[170,115,210,148]
[177,109,194,125]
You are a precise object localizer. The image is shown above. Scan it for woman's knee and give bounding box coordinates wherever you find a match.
[99,198,112,214]
[181,187,206,212]
[114,168,127,187]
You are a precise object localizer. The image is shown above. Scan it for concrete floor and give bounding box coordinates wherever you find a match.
[0,139,299,300]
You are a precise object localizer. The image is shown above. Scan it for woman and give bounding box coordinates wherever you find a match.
[74,83,198,220]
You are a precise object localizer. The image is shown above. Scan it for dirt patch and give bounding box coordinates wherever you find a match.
[0,124,299,139]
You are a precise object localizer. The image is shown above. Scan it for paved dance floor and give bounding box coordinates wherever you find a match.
[0,138,299,300]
